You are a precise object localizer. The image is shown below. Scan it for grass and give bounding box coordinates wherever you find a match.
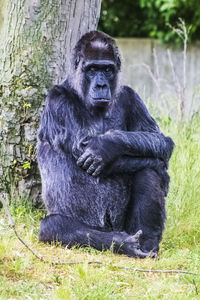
[1,116,200,299]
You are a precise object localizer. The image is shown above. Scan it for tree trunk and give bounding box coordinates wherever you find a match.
[0,0,102,204]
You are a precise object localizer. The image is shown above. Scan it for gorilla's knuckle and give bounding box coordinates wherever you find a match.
[94,155,102,162]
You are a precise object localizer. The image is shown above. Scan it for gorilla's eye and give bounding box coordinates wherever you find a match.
[85,66,98,77]
[89,67,96,72]
[105,67,112,72]
[87,66,97,73]
[104,66,114,76]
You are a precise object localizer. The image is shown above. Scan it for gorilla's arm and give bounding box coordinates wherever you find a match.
[121,87,174,162]
[77,140,169,177]
[104,156,164,174]
[37,86,69,151]
[77,128,173,177]
[99,129,174,162]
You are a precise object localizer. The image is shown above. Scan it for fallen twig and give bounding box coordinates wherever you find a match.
[1,197,102,266]
[119,266,196,275]
[0,197,197,275]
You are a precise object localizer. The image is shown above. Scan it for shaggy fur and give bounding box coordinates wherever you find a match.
[37,31,174,257]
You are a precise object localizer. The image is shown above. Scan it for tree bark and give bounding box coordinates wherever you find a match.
[0,0,102,204]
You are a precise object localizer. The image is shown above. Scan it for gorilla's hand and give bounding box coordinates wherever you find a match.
[76,134,122,177]
[72,136,92,159]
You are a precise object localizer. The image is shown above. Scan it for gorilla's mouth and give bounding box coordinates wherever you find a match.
[93,98,110,104]
[92,98,111,107]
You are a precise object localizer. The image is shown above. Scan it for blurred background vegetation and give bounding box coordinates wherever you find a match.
[99,0,200,44]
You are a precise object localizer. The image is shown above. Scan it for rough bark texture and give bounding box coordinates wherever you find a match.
[0,0,102,204]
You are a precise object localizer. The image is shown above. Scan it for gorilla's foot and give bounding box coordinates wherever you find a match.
[39,215,157,258]
[113,230,157,258]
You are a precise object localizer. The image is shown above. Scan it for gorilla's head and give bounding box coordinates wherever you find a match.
[70,31,121,111]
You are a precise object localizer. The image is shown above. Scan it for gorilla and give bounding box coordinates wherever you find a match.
[37,31,174,258]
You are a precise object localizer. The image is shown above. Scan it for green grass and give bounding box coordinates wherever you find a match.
[1,117,200,299]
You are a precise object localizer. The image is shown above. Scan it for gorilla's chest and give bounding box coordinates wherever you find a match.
[86,107,128,134]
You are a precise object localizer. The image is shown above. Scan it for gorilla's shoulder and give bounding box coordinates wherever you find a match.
[121,85,134,93]
[48,85,65,99]
[121,85,139,97]
[48,80,74,101]
[120,85,149,117]
[120,85,140,104]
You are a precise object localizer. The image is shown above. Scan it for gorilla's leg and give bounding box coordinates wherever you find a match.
[39,214,154,258]
[125,168,166,253]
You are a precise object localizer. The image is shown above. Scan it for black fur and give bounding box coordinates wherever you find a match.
[37,31,174,257]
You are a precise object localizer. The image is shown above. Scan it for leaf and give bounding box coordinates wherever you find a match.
[22,161,31,169]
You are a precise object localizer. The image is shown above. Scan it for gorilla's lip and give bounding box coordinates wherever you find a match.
[93,98,110,103]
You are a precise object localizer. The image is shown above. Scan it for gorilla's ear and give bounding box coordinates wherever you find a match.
[116,56,121,71]
[74,56,81,69]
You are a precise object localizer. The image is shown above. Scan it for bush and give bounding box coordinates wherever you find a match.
[99,0,200,43]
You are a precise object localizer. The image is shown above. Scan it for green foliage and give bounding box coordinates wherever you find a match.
[99,0,200,43]
[99,0,148,38]
[22,161,31,170]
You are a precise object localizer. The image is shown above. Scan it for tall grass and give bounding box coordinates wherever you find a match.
[160,116,200,251]
[0,116,200,299]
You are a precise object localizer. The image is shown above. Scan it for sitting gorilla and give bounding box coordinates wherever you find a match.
[37,31,174,258]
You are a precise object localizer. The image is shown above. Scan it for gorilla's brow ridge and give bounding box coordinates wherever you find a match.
[91,40,108,50]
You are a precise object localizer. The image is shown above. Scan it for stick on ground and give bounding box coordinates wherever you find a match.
[0,198,197,275]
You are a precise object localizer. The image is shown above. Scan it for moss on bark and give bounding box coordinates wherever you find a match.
[0,0,102,204]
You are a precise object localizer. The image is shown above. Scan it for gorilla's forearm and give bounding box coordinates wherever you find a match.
[103,156,166,176]
[104,130,174,162]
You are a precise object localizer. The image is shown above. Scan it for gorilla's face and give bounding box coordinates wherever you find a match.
[81,59,118,109]
[71,35,120,112]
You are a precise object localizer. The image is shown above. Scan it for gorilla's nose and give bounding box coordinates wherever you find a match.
[96,83,107,89]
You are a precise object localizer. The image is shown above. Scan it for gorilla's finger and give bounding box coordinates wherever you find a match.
[87,161,99,174]
[77,151,91,167]
[87,155,104,175]
[92,164,104,177]
[82,156,94,170]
